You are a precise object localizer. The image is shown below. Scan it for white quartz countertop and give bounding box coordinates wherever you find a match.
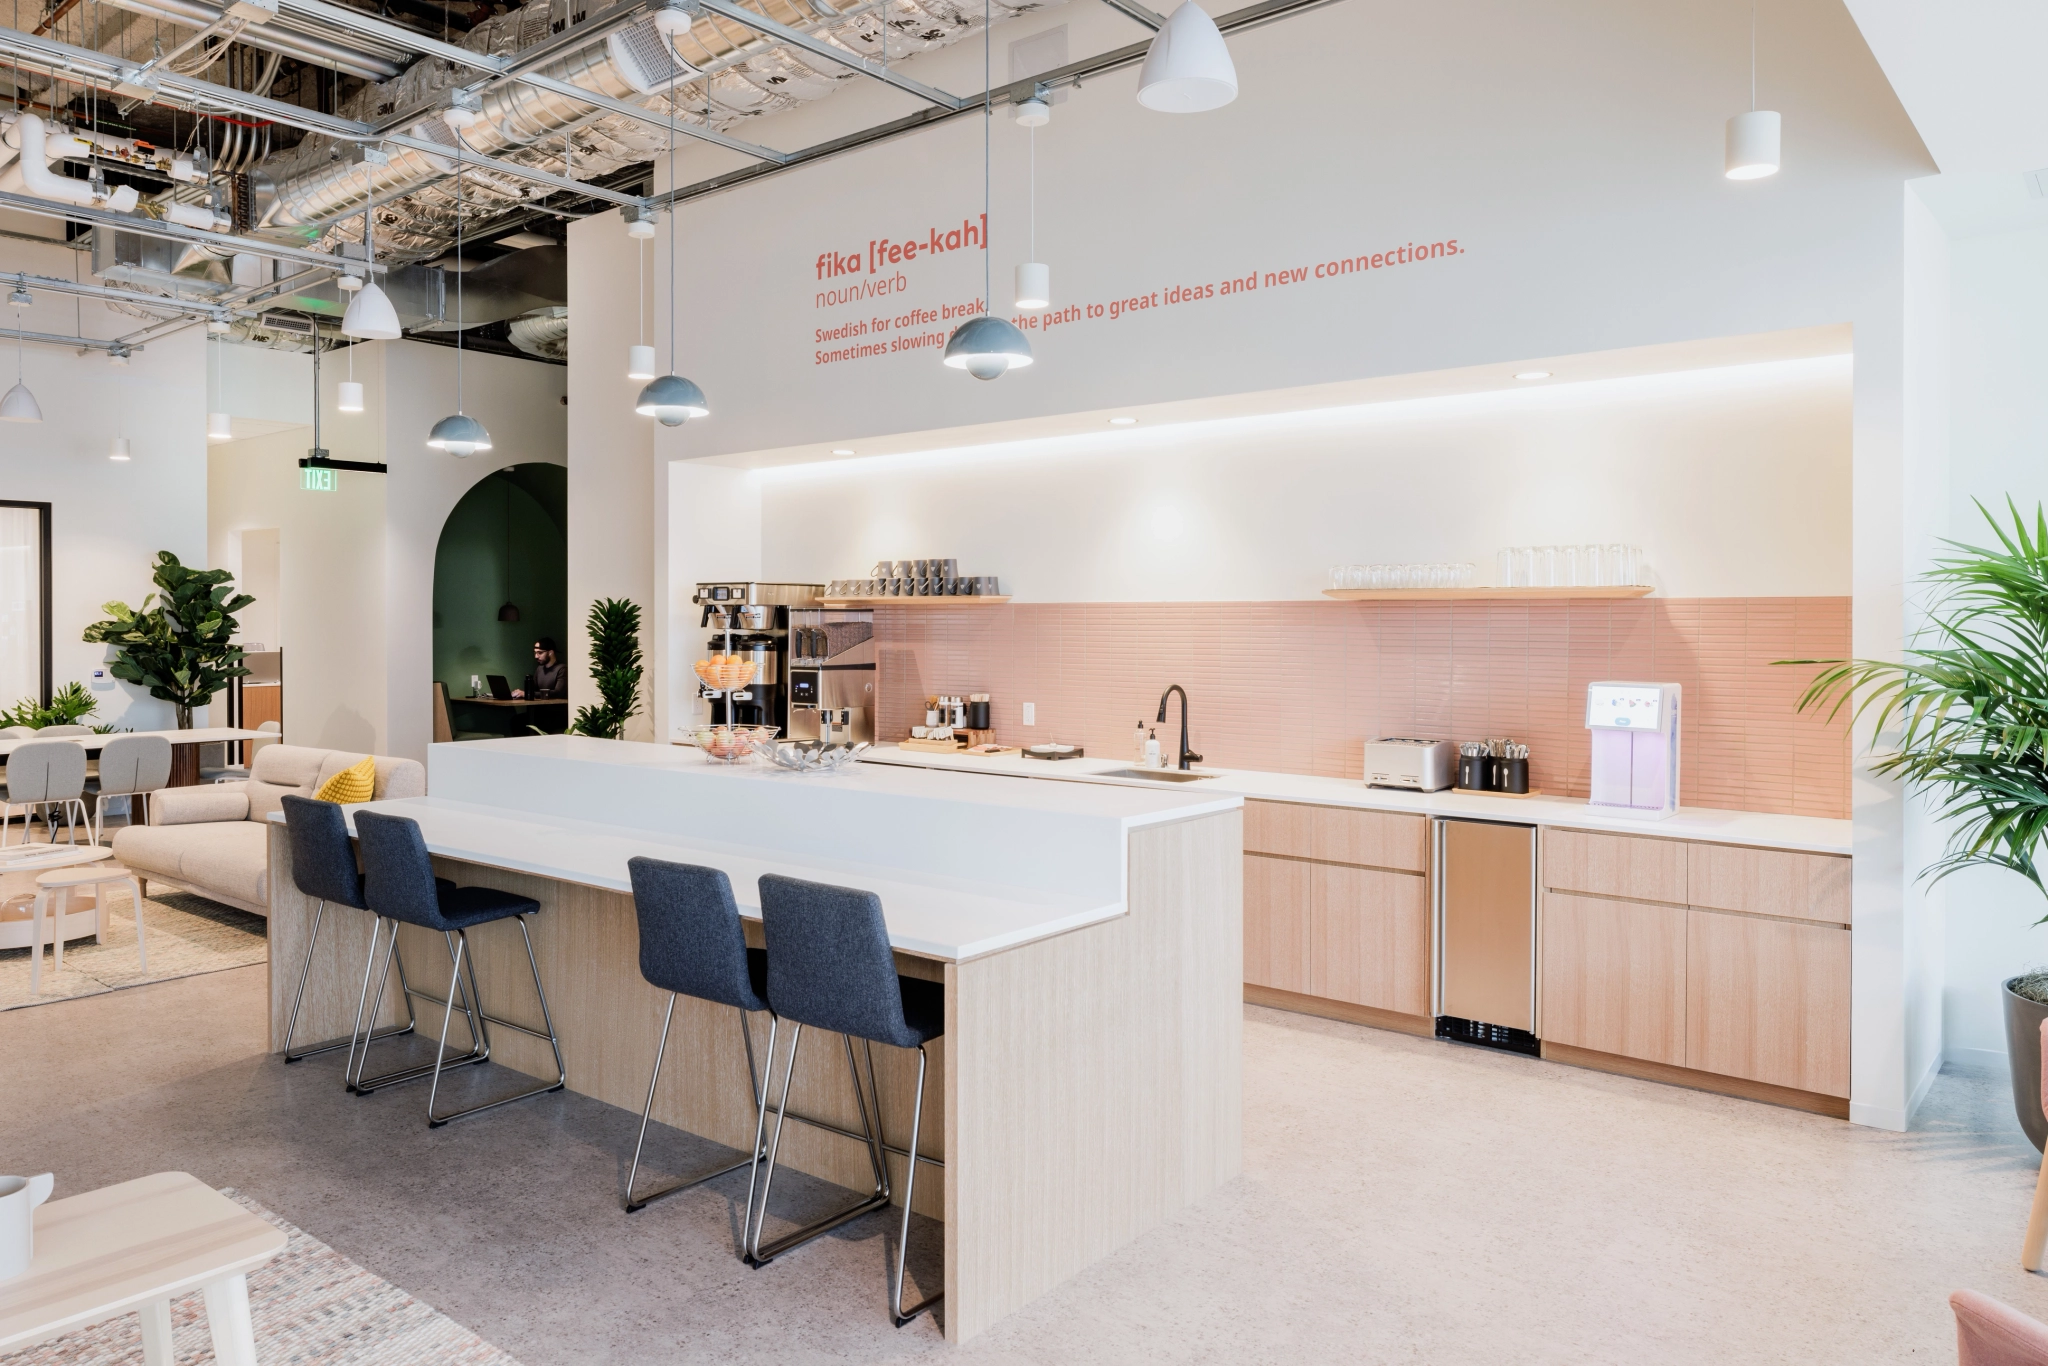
[272,796,1145,963]
[861,747,1854,855]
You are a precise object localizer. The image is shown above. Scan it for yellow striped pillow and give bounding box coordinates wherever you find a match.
[314,755,376,804]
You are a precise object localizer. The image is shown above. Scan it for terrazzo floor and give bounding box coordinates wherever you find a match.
[4,963,2043,1364]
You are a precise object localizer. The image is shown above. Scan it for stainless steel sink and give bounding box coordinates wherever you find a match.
[1098,767,1216,782]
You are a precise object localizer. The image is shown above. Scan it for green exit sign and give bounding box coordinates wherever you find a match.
[301,466,337,492]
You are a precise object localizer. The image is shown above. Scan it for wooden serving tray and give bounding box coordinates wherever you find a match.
[899,736,969,753]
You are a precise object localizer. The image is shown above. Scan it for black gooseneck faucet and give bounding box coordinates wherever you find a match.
[1156,685,1202,771]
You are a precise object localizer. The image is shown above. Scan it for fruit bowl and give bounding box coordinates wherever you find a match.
[692,656,759,692]
[762,740,870,773]
[690,725,779,763]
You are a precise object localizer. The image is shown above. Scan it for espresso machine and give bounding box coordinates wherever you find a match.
[689,582,822,731]
[786,607,875,745]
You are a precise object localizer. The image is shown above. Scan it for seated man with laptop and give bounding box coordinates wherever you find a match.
[509,638,566,700]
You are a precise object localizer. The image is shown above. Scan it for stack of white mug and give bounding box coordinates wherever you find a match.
[1497,544,1643,588]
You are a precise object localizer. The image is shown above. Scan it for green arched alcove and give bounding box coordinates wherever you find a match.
[433,463,568,731]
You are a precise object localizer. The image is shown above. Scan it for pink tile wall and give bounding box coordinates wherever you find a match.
[874,598,1853,820]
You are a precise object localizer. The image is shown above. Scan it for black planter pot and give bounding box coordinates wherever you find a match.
[2004,978,2048,1153]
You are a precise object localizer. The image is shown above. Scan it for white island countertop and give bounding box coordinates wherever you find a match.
[860,745,1854,855]
[299,737,1246,962]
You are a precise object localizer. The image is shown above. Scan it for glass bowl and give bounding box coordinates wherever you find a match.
[761,740,870,774]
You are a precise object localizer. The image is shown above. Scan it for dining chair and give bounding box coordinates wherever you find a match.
[1,739,89,847]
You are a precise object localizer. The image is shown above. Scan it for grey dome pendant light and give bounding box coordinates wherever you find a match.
[496,478,520,622]
[427,164,493,456]
[635,55,710,426]
[942,0,1032,381]
[0,282,42,424]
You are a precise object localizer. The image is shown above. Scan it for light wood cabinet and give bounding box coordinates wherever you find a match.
[1542,827,1689,904]
[1244,800,1426,872]
[1244,854,1313,997]
[1687,843,1852,925]
[1313,864,1429,1016]
[1685,908,1851,1098]
[1539,892,1687,1067]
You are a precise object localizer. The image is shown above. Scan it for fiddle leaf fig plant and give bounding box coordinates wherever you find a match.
[569,597,644,741]
[1789,498,2048,904]
[82,551,254,729]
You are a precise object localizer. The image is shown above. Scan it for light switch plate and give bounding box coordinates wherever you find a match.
[1022,702,1035,726]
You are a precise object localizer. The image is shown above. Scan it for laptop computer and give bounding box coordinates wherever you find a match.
[486,674,514,700]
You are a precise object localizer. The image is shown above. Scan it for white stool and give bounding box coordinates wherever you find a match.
[30,854,139,995]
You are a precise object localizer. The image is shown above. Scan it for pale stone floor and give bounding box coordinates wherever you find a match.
[4,963,2041,1364]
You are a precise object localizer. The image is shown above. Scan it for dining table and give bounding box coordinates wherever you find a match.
[0,727,270,788]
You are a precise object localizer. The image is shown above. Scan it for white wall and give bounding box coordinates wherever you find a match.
[0,235,208,730]
[666,463,761,738]
[1938,221,2048,1066]
[757,355,1853,602]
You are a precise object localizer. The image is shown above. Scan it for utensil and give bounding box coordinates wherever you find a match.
[763,740,870,773]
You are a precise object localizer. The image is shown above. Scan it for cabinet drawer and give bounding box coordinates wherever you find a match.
[1685,908,1850,1098]
[1313,864,1429,1016]
[1542,827,1687,904]
[1538,893,1686,1067]
[1244,800,1427,872]
[1244,854,1313,995]
[1687,843,1852,925]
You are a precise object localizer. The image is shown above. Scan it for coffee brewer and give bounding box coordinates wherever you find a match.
[689,583,822,731]
[786,607,875,745]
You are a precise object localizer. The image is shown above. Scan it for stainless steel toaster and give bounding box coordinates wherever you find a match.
[1363,737,1457,792]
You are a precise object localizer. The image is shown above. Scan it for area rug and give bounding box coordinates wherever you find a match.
[0,1189,524,1365]
[0,882,268,1012]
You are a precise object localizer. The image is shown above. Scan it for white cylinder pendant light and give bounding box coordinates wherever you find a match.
[1015,262,1050,311]
[1725,2,1779,180]
[338,381,365,413]
[108,436,131,462]
[627,344,656,380]
[1725,109,1780,179]
[1137,2,1237,113]
[208,411,233,441]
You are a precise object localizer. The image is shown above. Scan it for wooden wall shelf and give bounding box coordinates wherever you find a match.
[1321,586,1654,602]
[821,596,1012,608]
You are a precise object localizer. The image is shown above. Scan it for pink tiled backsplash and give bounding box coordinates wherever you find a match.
[875,598,1852,820]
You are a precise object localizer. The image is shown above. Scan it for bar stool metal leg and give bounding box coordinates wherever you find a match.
[745,1023,893,1266]
[624,1002,770,1213]
[890,1043,941,1326]
[350,922,486,1094]
[424,917,567,1128]
[282,899,420,1063]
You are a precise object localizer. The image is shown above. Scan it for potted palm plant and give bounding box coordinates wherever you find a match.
[1793,499,2048,1149]
[568,598,644,741]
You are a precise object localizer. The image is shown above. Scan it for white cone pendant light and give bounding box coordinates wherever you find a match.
[342,281,401,340]
[2,284,39,423]
[0,381,42,423]
[944,0,1033,381]
[1137,2,1237,113]
[636,61,710,424]
[1725,3,1779,180]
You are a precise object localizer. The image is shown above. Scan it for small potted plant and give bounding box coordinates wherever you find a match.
[1793,499,2048,1147]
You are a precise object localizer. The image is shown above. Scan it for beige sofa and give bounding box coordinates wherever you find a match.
[112,744,426,917]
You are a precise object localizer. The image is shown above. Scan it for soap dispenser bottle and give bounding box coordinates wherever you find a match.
[1134,721,1147,764]
[1144,728,1162,769]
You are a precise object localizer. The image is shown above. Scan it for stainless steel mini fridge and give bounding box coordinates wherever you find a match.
[1433,817,1540,1055]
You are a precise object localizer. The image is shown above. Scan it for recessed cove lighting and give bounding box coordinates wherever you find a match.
[1514,371,1551,381]
[832,448,856,455]
[1109,417,1138,425]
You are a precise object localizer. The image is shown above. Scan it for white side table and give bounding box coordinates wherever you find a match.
[0,1171,287,1365]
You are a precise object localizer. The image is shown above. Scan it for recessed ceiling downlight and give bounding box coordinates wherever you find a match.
[1514,371,1551,381]
[1109,416,1138,425]
[832,448,856,455]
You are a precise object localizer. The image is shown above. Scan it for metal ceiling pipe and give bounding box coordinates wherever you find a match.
[97,0,405,79]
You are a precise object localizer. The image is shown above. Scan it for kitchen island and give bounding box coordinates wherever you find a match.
[263,736,1243,1343]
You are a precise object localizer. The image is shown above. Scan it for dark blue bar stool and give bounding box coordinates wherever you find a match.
[278,795,421,1068]
[622,856,776,1215]
[350,811,567,1127]
[751,873,944,1327]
